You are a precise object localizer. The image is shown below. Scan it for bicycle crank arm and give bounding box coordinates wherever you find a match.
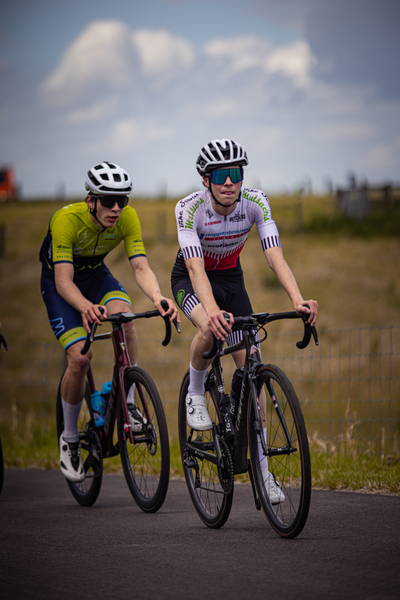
[185,442,220,468]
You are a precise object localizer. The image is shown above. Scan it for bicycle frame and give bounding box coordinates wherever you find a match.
[81,303,178,458]
[84,324,134,458]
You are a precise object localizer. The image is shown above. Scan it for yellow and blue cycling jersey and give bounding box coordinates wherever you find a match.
[39,202,146,274]
[39,202,146,350]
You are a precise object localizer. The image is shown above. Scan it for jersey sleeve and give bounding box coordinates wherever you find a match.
[121,207,146,260]
[175,194,204,261]
[252,191,282,251]
[50,212,76,265]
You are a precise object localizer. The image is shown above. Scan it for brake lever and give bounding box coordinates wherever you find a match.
[81,306,105,355]
[202,312,231,359]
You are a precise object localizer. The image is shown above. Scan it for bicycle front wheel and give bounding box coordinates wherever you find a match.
[118,367,170,513]
[247,364,311,538]
[178,371,234,529]
[56,377,103,507]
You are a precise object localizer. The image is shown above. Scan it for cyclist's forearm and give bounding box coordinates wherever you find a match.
[130,257,162,303]
[264,247,304,307]
[186,259,220,316]
[54,265,94,313]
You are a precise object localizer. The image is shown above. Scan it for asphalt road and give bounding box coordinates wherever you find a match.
[0,469,399,600]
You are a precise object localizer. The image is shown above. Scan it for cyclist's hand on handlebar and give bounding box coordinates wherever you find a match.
[207,310,233,341]
[295,300,319,327]
[155,297,180,324]
[81,303,107,333]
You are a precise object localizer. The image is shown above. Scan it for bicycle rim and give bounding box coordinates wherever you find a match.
[178,372,233,529]
[56,378,103,507]
[248,364,311,538]
[118,367,170,513]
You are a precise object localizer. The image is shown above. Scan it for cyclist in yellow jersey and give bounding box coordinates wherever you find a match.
[40,161,179,482]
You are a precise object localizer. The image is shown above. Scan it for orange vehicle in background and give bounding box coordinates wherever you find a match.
[0,166,17,201]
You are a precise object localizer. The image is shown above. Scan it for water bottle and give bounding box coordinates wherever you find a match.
[229,367,244,422]
[91,382,111,427]
[101,381,112,404]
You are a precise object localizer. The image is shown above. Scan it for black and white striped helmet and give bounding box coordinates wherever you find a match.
[85,161,133,195]
[196,139,249,175]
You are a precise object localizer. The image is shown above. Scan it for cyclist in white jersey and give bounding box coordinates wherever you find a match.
[171,139,318,502]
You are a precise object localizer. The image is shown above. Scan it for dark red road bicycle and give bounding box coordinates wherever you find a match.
[56,300,179,512]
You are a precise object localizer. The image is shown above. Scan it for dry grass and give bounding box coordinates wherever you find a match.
[1,195,399,347]
[1,195,400,491]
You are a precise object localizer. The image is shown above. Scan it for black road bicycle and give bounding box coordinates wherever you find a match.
[178,310,318,538]
[56,300,179,512]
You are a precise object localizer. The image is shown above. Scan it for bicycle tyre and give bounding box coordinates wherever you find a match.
[247,364,311,538]
[178,371,234,528]
[117,367,170,513]
[56,376,103,507]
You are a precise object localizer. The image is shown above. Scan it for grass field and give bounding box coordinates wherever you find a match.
[0,194,399,492]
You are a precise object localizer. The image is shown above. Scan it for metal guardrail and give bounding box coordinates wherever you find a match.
[0,326,399,457]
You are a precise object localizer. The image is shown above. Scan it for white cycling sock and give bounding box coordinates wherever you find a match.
[127,364,137,405]
[62,399,82,443]
[188,363,208,395]
[258,427,269,473]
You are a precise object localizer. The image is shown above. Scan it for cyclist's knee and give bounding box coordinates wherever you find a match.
[66,344,92,375]
[194,326,213,348]
[122,320,136,341]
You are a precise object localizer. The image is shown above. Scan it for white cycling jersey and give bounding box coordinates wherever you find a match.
[175,187,281,270]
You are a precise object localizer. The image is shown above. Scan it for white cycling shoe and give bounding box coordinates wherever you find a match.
[128,404,148,433]
[59,434,85,483]
[261,466,285,504]
[186,394,212,431]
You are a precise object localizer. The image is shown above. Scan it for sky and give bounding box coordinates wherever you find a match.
[0,0,399,199]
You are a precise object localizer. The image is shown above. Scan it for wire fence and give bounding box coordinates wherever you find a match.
[0,325,399,458]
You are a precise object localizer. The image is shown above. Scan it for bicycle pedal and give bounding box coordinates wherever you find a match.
[183,457,198,469]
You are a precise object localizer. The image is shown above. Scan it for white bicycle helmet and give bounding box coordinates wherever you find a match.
[196,139,249,175]
[85,161,133,195]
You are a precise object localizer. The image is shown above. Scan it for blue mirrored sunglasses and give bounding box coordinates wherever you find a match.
[209,168,243,185]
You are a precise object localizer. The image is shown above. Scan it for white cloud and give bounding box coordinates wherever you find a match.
[132,29,195,76]
[109,117,174,152]
[41,20,141,108]
[203,35,272,72]
[266,40,316,86]
[203,35,316,87]
[2,17,400,197]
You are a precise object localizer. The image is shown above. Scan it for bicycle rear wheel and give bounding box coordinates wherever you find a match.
[56,377,103,507]
[117,367,170,513]
[247,364,311,538]
[178,371,234,528]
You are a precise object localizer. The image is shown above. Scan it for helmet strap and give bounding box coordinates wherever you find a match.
[88,197,107,230]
